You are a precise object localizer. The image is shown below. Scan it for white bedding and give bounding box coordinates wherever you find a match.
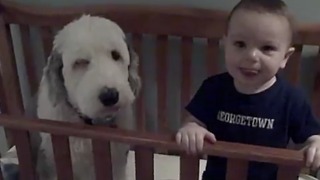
[126,151,206,180]
[125,151,318,180]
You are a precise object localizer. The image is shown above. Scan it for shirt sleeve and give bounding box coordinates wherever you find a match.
[185,77,217,128]
[289,91,320,144]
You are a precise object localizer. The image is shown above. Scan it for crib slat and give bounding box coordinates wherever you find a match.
[132,33,145,131]
[277,165,300,180]
[156,34,168,133]
[179,154,199,180]
[155,34,169,154]
[312,47,320,118]
[39,26,54,59]
[0,19,24,114]
[0,17,25,147]
[180,37,192,122]
[226,158,248,180]
[0,164,3,180]
[12,130,38,180]
[206,38,220,76]
[92,140,113,180]
[20,25,38,95]
[135,147,154,180]
[285,44,303,85]
[156,35,168,132]
[51,135,74,180]
[0,66,6,113]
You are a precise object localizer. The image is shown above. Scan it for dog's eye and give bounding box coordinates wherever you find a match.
[111,50,121,61]
[73,59,90,69]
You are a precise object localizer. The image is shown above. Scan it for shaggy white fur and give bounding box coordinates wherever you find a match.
[36,14,141,180]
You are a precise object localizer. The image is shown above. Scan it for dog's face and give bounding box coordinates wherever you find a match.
[44,15,141,122]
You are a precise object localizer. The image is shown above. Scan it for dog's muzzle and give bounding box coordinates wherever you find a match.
[99,87,119,107]
[82,115,117,127]
[66,99,118,128]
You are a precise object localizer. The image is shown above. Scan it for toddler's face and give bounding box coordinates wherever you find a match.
[224,9,294,89]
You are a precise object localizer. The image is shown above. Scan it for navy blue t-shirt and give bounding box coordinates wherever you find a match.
[185,72,320,180]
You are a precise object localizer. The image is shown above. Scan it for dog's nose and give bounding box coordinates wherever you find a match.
[99,88,119,106]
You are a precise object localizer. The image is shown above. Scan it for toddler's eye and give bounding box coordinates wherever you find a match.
[234,41,246,48]
[261,45,276,52]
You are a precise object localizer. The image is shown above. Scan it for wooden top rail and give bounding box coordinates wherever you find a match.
[0,0,320,45]
[0,114,304,167]
[0,0,227,38]
[0,0,228,19]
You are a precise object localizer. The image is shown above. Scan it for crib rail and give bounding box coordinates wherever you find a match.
[1,0,320,45]
[0,0,228,39]
[0,114,304,180]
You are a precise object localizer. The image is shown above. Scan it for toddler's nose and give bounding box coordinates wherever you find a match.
[246,49,259,62]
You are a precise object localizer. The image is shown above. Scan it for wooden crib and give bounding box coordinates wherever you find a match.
[0,0,319,179]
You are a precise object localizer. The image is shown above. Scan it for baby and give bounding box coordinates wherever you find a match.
[176,0,320,180]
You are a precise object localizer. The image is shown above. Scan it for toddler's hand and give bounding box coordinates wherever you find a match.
[175,122,216,155]
[303,135,320,171]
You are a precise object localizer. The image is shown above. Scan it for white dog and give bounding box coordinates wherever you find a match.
[36,15,141,180]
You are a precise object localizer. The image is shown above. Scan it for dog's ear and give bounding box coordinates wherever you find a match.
[43,50,67,106]
[127,45,141,97]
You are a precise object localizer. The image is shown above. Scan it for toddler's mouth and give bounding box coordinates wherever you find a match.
[239,68,259,77]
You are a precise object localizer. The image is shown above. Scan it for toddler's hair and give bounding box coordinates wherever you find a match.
[226,0,296,44]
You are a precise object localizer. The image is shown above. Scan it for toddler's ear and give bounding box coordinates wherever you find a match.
[285,47,295,59]
[281,46,295,68]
